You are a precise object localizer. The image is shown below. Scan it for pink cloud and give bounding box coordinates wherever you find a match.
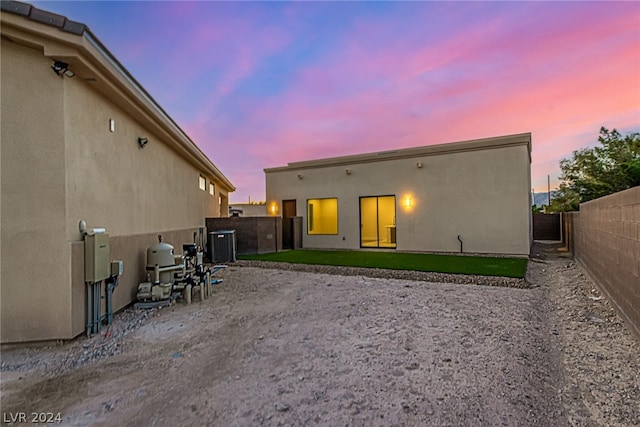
[185,2,638,202]
[40,0,638,203]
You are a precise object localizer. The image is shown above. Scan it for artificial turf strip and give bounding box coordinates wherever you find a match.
[238,250,528,278]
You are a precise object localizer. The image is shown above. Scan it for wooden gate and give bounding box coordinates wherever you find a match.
[282,200,297,249]
[533,213,561,240]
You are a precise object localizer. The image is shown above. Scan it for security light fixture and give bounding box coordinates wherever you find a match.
[138,137,148,149]
[345,169,352,175]
[417,162,423,168]
[297,174,303,180]
[51,61,75,78]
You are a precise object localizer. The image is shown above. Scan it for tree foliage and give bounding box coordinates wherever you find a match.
[549,127,640,212]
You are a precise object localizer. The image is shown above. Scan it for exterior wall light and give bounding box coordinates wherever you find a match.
[345,169,352,175]
[404,197,412,208]
[138,137,148,149]
[51,60,75,78]
[270,202,278,215]
[297,174,303,180]
[417,162,423,168]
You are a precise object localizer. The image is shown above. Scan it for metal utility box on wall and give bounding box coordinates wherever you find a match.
[110,260,124,276]
[85,233,110,282]
[208,230,236,263]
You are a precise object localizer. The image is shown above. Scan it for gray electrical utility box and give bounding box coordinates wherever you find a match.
[85,233,110,282]
[110,260,124,276]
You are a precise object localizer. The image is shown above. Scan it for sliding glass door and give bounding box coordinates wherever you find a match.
[360,195,396,248]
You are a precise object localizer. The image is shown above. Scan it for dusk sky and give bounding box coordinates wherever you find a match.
[34,1,640,203]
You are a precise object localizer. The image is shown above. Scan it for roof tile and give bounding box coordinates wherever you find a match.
[2,1,86,36]
[0,1,31,16]
[62,20,86,35]
[29,7,66,28]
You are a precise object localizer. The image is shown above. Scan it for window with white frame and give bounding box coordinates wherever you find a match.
[199,175,206,191]
[209,182,215,196]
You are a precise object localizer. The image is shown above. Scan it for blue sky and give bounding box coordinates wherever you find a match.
[34,1,640,202]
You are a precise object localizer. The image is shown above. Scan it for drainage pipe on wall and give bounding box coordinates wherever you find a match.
[457,235,463,253]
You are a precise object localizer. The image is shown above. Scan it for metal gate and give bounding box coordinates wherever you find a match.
[533,213,561,240]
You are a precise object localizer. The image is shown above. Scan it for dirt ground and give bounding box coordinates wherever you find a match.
[1,243,639,426]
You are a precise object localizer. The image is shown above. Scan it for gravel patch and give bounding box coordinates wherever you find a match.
[0,242,637,427]
[1,308,157,377]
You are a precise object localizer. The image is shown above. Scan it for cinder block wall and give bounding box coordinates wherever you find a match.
[206,217,282,255]
[571,187,640,339]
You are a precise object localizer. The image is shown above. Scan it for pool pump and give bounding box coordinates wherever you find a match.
[135,234,224,307]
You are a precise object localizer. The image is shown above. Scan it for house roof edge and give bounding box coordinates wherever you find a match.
[265,132,532,173]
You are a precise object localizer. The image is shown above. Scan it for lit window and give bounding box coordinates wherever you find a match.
[307,198,338,235]
[199,176,206,191]
[209,182,215,196]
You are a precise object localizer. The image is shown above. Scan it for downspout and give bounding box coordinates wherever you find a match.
[457,235,463,253]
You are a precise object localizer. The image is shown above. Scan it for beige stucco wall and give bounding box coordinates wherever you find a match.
[61,79,224,339]
[266,140,531,255]
[1,40,72,342]
[63,68,220,240]
[1,30,231,342]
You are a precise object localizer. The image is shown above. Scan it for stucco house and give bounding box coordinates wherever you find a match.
[265,133,532,256]
[1,2,234,343]
[229,203,268,217]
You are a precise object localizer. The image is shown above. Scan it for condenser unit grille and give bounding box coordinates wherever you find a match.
[209,230,236,263]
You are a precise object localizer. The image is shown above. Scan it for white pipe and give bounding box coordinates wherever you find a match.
[206,271,211,299]
[184,284,192,305]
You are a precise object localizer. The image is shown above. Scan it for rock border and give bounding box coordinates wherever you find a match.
[233,260,530,289]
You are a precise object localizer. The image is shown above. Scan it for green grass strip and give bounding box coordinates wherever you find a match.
[239,250,527,278]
